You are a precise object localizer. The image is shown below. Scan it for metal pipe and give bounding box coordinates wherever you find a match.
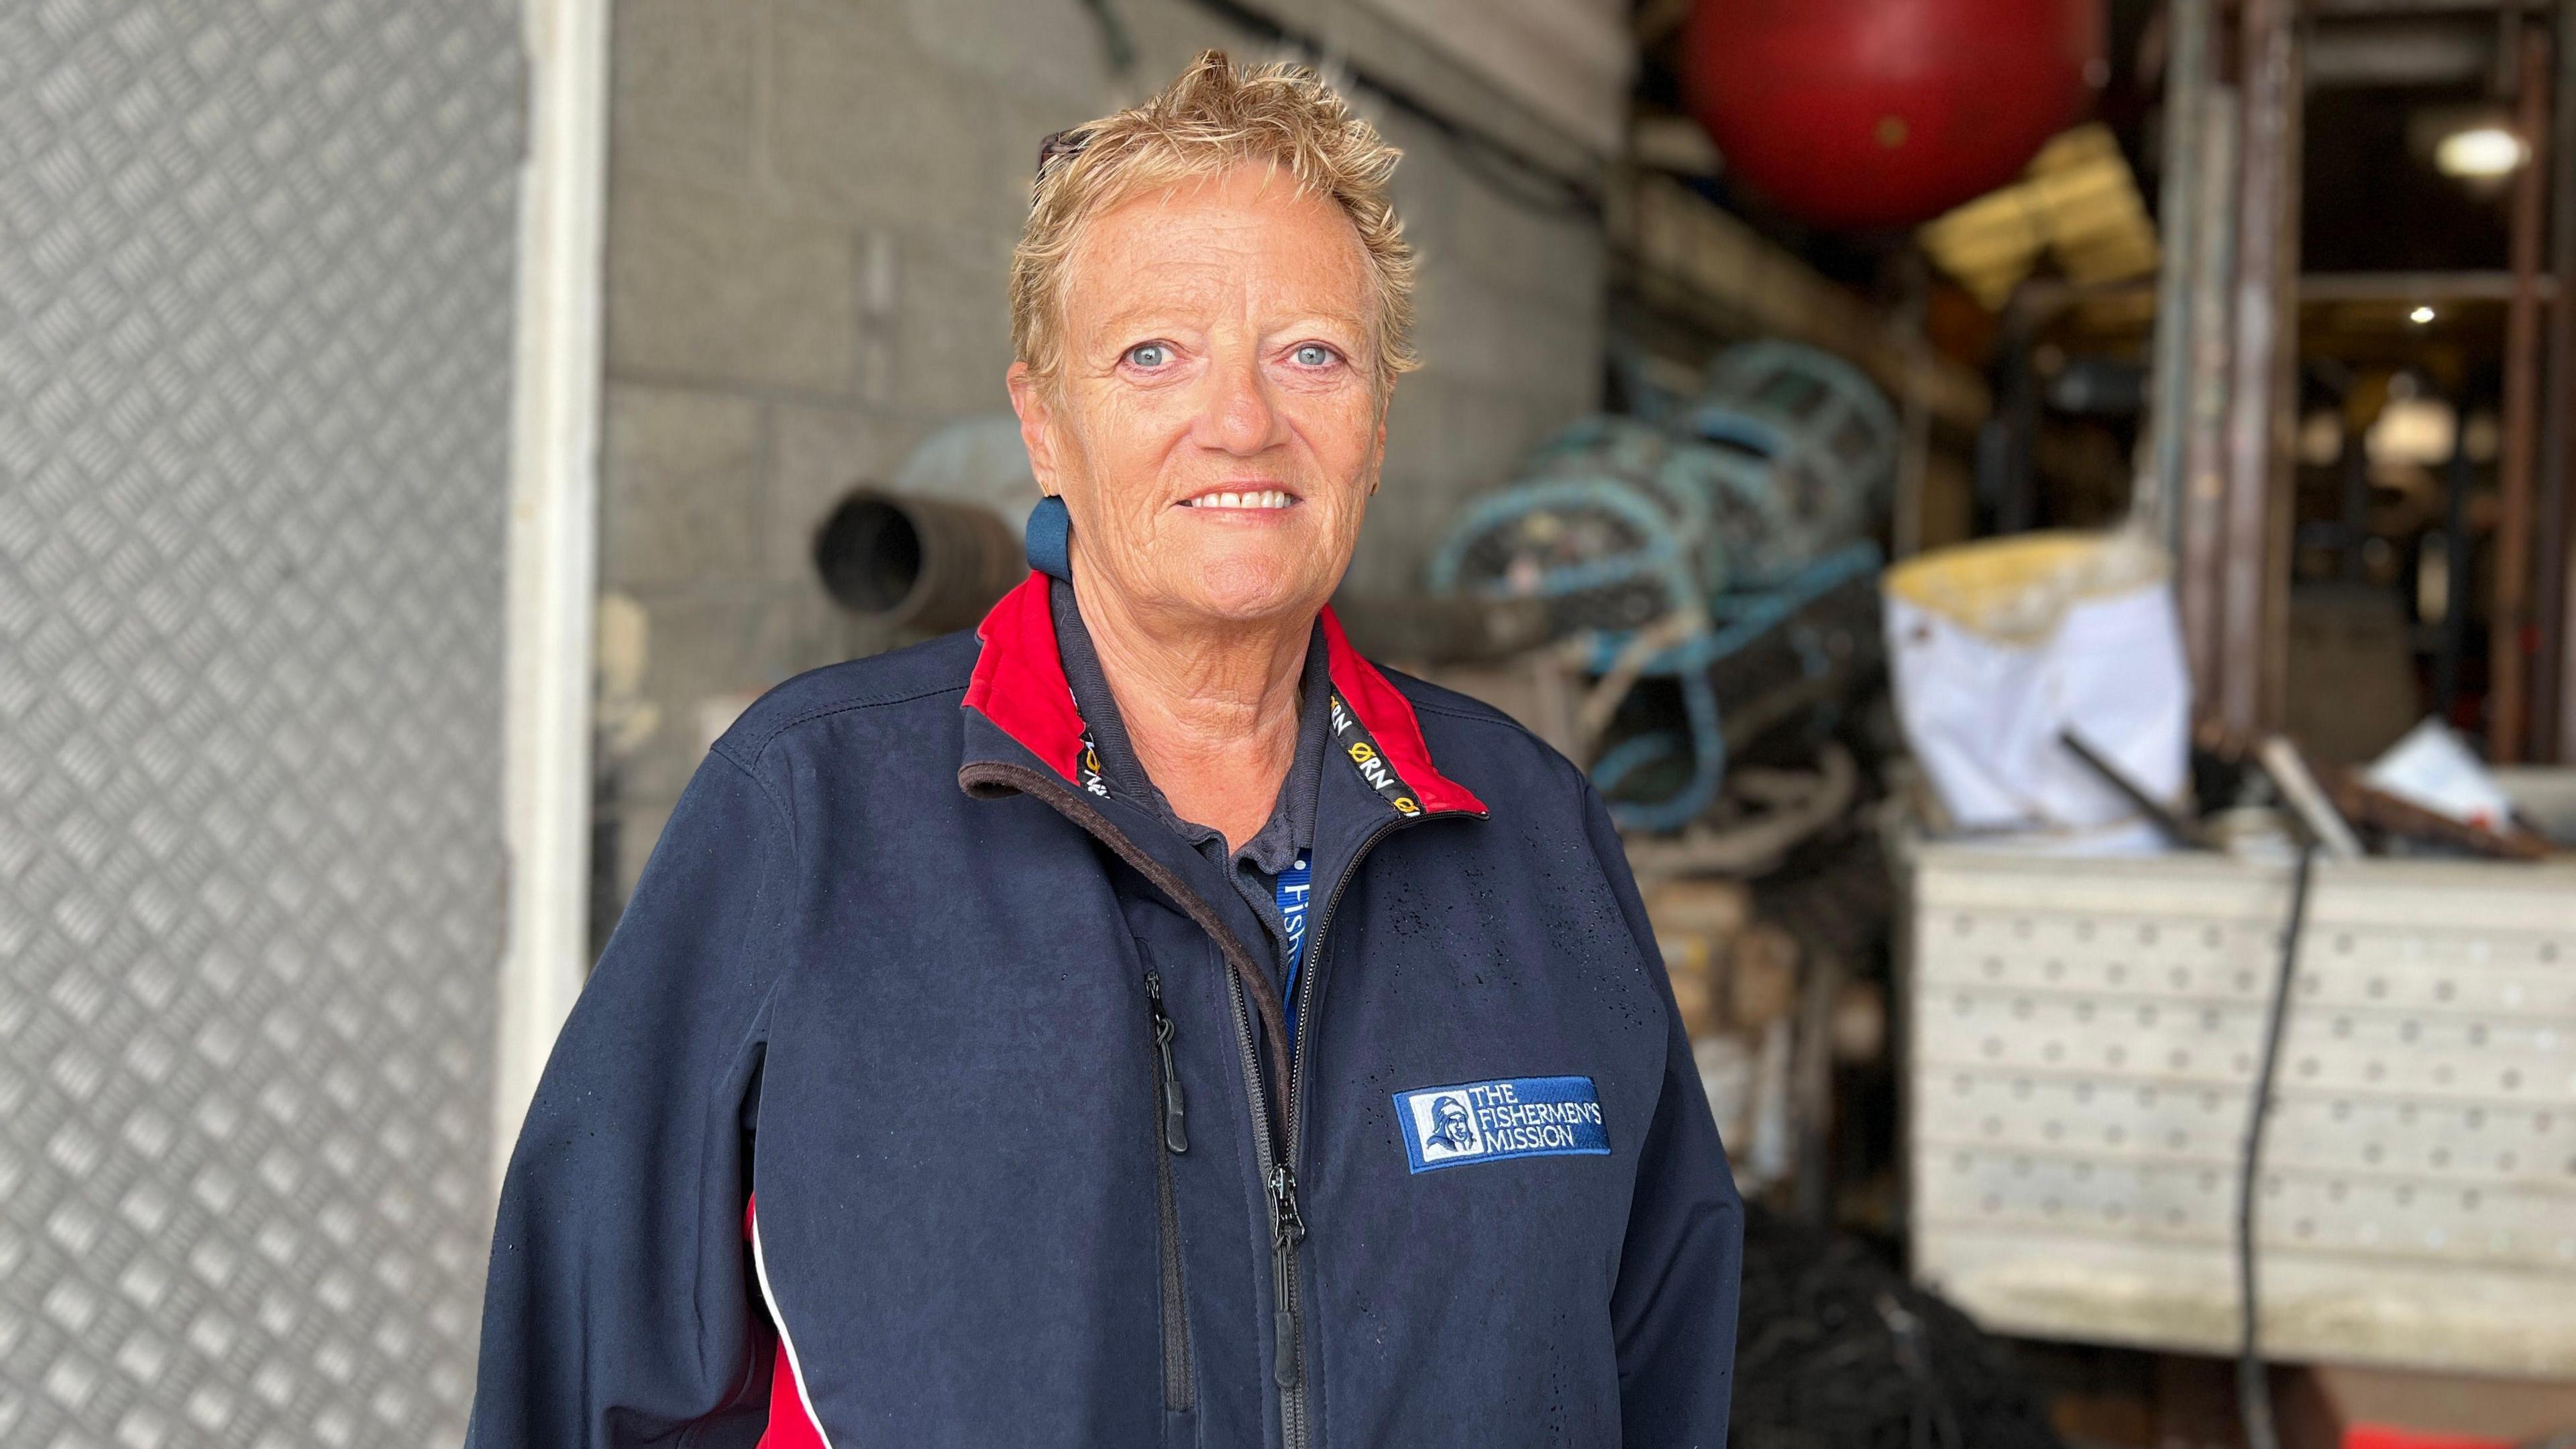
[2182,86,2243,713]
[2299,270,2560,301]
[2544,0,2576,759]
[2223,0,2304,735]
[2143,0,2213,548]
[2491,24,2551,762]
[2306,20,2497,87]
[812,489,1026,634]
[2259,17,2310,736]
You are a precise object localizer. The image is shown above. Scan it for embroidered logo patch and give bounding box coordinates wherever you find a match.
[1394,1076,1609,1173]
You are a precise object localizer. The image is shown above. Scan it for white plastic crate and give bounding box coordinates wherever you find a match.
[1903,837,2576,1378]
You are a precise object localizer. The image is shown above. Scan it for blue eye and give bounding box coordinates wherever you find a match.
[1293,344,1338,367]
[1125,342,1170,368]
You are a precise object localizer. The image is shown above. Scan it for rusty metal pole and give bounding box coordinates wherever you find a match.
[2143,0,2213,548]
[2493,24,2551,763]
[2182,85,2243,712]
[2257,15,2307,736]
[2222,0,2303,736]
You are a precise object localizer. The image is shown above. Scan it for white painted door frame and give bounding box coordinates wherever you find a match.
[496,0,610,1191]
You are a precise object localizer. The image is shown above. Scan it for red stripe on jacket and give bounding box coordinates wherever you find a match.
[744,1195,829,1449]
[963,571,1485,817]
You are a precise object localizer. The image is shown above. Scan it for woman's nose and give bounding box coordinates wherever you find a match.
[1193,350,1287,456]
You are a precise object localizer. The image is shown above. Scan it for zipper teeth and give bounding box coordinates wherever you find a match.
[1157,1163,1192,1411]
[1275,814,1412,1449]
[1231,969,1301,1449]
[1225,971,1279,1168]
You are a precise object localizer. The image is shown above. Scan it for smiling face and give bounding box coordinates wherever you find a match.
[1008,163,1388,630]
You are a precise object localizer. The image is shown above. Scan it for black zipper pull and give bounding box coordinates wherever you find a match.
[1269,1165,1307,1387]
[1145,971,1188,1154]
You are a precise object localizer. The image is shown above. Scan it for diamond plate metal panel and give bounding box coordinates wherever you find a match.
[0,2,519,1444]
[1904,849,2576,1378]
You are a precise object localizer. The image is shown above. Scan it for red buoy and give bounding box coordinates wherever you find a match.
[1680,0,2104,230]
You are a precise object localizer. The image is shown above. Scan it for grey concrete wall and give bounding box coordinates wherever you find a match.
[596,0,1608,918]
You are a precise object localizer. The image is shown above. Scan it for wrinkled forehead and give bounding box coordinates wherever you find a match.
[1057,164,1376,333]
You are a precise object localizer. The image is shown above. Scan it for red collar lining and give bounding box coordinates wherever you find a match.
[961,572,1486,817]
[961,572,1088,784]
[1317,609,1486,816]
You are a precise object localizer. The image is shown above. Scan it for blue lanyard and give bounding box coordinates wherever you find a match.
[1276,853,1312,1054]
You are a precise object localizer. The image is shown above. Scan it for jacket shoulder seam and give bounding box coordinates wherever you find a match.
[715,682,971,768]
[704,735,801,859]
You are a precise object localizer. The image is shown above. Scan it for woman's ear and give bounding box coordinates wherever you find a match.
[1006,362,1063,497]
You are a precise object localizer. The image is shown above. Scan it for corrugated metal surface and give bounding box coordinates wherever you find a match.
[0,1,519,1442]
[1907,846,2576,1378]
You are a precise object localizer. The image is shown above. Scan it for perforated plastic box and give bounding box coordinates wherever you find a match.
[1902,816,2576,1378]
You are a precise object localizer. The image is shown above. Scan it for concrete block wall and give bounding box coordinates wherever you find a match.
[595,0,1610,922]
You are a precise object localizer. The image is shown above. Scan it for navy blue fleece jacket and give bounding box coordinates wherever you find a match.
[466,568,1743,1448]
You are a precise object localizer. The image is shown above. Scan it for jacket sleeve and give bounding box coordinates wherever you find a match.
[1582,781,1746,1448]
[466,745,794,1448]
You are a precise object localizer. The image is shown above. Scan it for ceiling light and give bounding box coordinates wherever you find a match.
[2411,305,2437,324]
[2437,125,2526,178]
[2369,398,2457,466]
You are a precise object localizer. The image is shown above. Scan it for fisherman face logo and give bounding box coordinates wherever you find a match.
[1422,1095,1479,1157]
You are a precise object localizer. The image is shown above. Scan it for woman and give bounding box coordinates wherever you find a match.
[468,52,1741,1449]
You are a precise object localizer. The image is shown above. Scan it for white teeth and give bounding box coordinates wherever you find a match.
[1185,489,1294,510]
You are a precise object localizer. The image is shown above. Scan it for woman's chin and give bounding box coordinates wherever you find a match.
[1171,551,1334,627]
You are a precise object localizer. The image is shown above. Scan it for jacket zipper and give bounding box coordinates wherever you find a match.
[1219,969,1303,1447]
[962,759,1449,1449]
[961,765,1300,1444]
[1145,971,1194,1413]
[1266,812,1423,1449]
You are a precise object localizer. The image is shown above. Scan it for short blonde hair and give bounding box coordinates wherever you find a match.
[1010,50,1418,392]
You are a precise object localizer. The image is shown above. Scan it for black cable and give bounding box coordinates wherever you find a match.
[2237,842,2317,1449]
[1179,0,1603,217]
